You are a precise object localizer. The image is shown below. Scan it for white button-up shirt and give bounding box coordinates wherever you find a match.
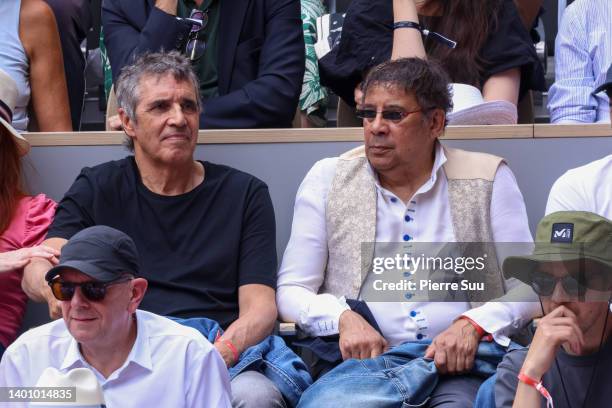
[0,310,232,408]
[547,0,612,123]
[277,143,538,347]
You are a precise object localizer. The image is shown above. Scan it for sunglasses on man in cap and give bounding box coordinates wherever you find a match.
[48,275,134,302]
[528,260,611,298]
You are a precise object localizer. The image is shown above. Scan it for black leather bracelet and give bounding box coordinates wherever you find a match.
[393,21,422,31]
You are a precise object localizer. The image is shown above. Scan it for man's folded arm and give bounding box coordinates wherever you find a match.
[102,0,191,84]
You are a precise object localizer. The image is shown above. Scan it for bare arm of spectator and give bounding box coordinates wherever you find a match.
[22,237,67,319]
[0,246,59,274]
[483,68,521,106]
[20,0,71,131]
[512,306,585,408]
[390,0,426,60]
[513,0,543,29]
[154,0,178,15]
[214,284,277,367]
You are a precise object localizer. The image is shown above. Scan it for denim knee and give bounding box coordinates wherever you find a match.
[231,370,286,408]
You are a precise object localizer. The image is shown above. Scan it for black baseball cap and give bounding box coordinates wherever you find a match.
[593,64,612,95]
[45,226,140,282]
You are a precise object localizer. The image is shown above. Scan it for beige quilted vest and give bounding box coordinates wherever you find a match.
[322,144,507,305]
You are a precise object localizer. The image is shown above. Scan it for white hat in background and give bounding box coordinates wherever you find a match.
[0,68,30,156]
[32,367,106,407]
[447,83,518,126]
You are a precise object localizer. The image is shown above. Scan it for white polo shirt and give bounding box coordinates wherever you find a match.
[0,310,232,408]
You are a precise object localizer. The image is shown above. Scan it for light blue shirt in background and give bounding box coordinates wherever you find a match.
[547,0,612,123]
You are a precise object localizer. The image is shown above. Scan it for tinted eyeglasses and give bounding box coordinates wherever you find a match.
[355,108,424,124]
[185,9,209,61]
[530,271,586,297]
[48,277,133,302]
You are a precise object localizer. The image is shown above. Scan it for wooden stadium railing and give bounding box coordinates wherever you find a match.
[22,124,612,146]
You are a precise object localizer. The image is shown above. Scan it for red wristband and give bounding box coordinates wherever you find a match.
[518,371,554,408]
[218,339,239,364]
[457,315,486,338]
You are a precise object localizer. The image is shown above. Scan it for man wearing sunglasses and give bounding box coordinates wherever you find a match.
[545,63,612,219]
[0,225,232,407]
[277,58,537,406]
[101,0,304,129]
[493,211,612,408]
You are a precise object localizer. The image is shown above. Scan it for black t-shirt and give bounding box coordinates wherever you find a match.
[495,339,612,408]
[319,0,546,105]
[48,157,277,328]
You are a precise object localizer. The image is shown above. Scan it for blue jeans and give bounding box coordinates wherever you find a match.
[473,374,497,408]
[171,316,312,407]
[298,340,509,408]
[0,342,5,360]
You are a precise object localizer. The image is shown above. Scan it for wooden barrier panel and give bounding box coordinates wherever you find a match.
[534,123,612,138]
[23,124,534,146]
[23,123,612,146]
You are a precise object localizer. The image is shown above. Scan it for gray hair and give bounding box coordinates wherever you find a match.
[115,51,201,150]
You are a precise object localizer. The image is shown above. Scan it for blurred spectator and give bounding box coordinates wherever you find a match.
[319,0,545,115]
[44,0,92,130]
[0,0,71,131]
[547,0,612,123]
[102,0,305,129]
[0,69,59,359]
[299,0,328,127]
[545,65,612,219]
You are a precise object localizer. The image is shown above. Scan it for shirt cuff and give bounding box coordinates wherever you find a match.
[461,302,533,347]
[298,295,350,337]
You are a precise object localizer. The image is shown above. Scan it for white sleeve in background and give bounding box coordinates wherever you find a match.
[545,168,591,215]
[276,158,350,337]
[185,342,232,408]
[462,163,540,346]
[547,1,597,124]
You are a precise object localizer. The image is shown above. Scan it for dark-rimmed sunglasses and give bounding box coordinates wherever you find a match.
[48,277,133,302]
[530,271,586,297]
[355,108,424,124]
[185,9,209,61]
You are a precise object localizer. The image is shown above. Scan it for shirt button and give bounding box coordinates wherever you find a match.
[405,215,412,222]
[410,311,417,317]
[404,293,413,300]
[390,197,398,203]
[417,333,424,340]
[403,234,411,241]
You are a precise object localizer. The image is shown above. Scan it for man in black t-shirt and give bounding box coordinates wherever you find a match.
[492,211,612,408]
[23,52,284,407]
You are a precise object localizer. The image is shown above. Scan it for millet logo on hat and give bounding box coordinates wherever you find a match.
[551,223,574,243]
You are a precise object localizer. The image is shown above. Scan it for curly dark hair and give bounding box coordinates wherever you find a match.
[360,58,453,115]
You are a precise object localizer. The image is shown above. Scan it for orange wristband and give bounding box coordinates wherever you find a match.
[518,371,554,408]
